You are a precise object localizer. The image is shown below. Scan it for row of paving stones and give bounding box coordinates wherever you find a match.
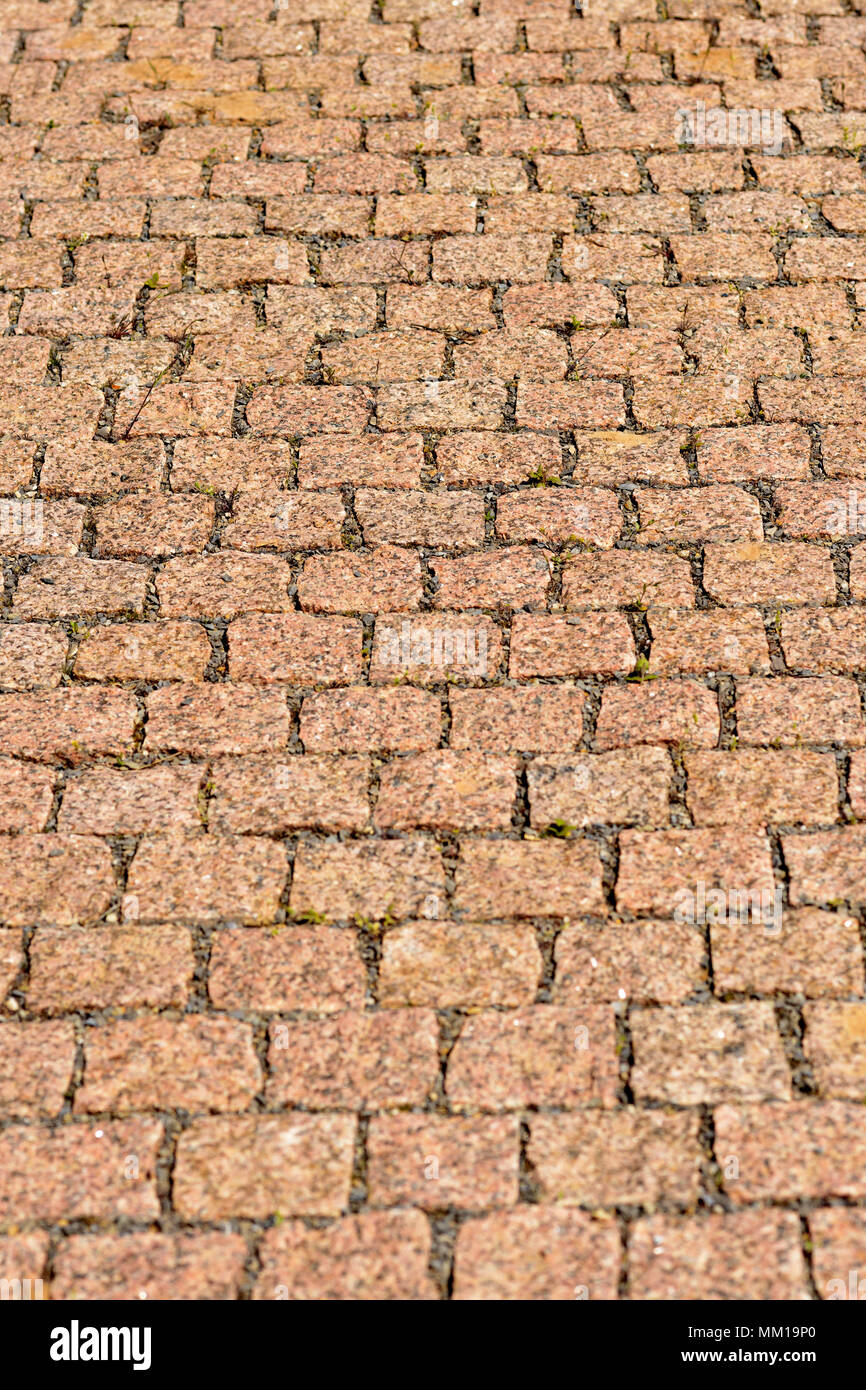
[2,1206,861,1301]
[7,1001,866,1108]
[9,233,866,284]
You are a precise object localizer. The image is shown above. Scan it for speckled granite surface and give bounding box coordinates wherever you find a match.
[1,0,866,1302]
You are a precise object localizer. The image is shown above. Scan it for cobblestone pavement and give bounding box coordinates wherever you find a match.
[4,0,866,1303]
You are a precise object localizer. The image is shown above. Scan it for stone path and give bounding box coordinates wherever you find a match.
[1,0,866,1301]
